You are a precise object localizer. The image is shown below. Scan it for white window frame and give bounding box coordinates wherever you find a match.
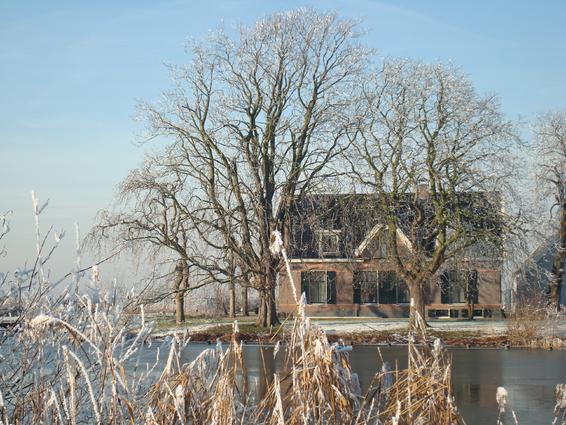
[317,229,341,256]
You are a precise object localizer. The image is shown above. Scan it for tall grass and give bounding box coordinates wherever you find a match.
[0,206,463,424]
[507,293,566,349]
[1,203,566,423]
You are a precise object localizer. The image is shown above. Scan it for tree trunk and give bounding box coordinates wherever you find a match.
[408,281,427,330]
[256,280,279,327]
[257,290,279,327]
[242,285,249,316]
[257,290,267,327]
[549,201,566,311]
[466,301,475,320]
[266,284,279,327]
[255,261,280,327]
[229,274,236,318]
[175,292,185,324]
[174,258,188,324]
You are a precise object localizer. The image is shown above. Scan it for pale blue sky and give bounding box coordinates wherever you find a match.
[1,0,565,276]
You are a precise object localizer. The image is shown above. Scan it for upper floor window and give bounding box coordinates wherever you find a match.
[317,229,340,257]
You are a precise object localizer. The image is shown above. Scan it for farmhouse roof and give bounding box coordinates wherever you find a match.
[288,192,501,259]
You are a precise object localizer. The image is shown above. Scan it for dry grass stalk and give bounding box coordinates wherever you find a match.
[146,322,250,424]
[0,221,519,424]
[554,384,566,425]
[367,306,465,425]
[248,232,466,424]
[507,294,566,349]
[253,295,363,424]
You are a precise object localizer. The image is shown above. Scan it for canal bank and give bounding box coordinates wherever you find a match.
[151,315,566,349]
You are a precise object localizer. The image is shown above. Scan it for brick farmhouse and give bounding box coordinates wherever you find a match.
[278,194,502,318]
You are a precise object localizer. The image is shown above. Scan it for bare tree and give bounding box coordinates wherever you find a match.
[350,59,521,324]
[533,111,566,310]
[90,154,209,323]
[140,9,369,326]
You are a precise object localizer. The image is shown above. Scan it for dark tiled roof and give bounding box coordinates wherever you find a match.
[289,192,501,259]
[517,235,566,288]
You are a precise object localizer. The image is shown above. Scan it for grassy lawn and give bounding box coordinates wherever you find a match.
[147,313,258,332]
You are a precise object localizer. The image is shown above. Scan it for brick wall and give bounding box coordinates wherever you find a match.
[278,260,501,317]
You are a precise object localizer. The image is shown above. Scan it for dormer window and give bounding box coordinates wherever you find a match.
[317,229,340,257]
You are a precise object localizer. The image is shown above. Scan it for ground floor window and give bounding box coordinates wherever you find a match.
[353,270,409,304]
[379,271,409,304]
[353,271,378,303]
[440,270,478,304]
[301,271,336,304]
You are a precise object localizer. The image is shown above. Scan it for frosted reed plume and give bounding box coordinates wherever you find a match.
[4,202,564,424]
[0,209,466,424]
[553,384,566,425]
[507,293,566,349]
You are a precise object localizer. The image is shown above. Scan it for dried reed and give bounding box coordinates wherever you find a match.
[507,294,566,349]
[3,208,560,424]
